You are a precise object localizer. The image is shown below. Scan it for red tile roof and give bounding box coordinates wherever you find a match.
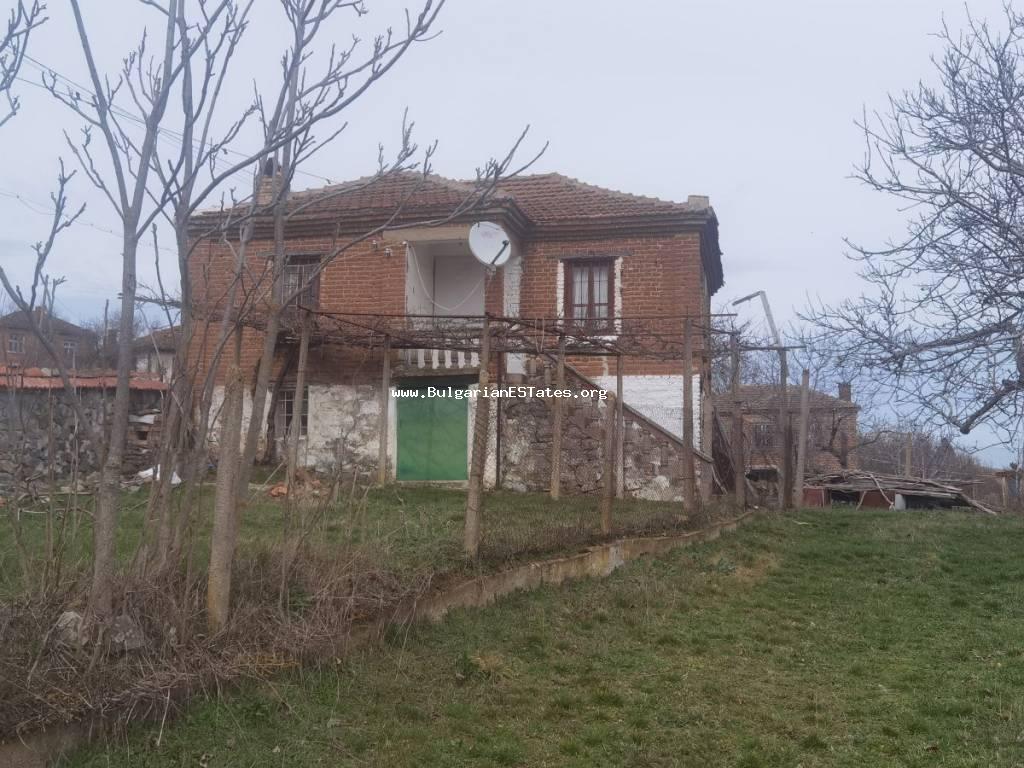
[494,173,700,224]
[0,308,96,337]
[134,326,179,352]
[190,170,724,290]
[0,366,167,391]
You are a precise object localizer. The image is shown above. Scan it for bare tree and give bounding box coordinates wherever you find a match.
[806,7,1024,451]
[4,0,539,635]
[0,1,45,127]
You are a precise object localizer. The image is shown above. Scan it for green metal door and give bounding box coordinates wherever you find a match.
[397,386,468,481]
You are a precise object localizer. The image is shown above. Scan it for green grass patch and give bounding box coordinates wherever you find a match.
[1,484,688,598]
[66,509,1024,766]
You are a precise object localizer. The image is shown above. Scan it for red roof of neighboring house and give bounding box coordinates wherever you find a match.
[0,308,96,337]
[715,384,858,413]
[134,326,179,352]
[0,366,167,391]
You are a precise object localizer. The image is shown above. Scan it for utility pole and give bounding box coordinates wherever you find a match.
[732,290,789,508]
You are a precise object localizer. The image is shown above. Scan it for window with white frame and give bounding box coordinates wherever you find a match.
[7,333,24,354]
[63,339,77,364]
[563,258,614,331]
[275,385,310,438]
[280,254,320,310]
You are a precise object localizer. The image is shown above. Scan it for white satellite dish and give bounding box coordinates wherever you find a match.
[468,221,511,267]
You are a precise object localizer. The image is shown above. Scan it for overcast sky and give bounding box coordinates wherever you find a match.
[0,0,1011,458]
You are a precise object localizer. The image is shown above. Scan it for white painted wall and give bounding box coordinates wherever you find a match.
[135,350,175,381]
[405,245,435,316]
[211,383,387,474]
[406,242,485,317]
[593,374,702,451]
[432,249,485,316]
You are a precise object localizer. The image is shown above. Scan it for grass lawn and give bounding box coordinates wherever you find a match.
[67,509,1024,767]
[1,484,688,597]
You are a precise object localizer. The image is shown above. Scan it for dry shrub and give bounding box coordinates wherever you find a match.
[0,541,434,740]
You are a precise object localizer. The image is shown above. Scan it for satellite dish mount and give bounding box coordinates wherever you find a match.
[468,221,512,270]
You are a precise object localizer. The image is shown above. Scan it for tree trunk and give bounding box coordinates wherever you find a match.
[89,234,138,618]
[207,359,244,633]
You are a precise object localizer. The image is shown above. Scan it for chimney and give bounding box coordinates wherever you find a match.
[255,158,281,207]
[838,382,852,402]
[687,194,710,211]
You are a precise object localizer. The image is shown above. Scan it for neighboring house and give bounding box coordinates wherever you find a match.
[134,326,178,382]
[187,171,724,497]
[0,308,97,369]
[715,382,859,480]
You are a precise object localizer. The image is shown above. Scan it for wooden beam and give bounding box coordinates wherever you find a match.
[777,348,789,509]
[682,318,695,509]
[377,335,391,485]
[615,355,624,499]
[600,389,616,534]
[730,333,746,507]
[464,317,491,559]
[794,368,810,509]
[550,335,566,499]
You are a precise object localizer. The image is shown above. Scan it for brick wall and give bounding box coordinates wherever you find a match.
[515,232,709,378]
[188,223,715,462]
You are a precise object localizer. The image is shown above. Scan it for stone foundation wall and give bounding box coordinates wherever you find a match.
[500,359,711,501]
[0,388,163,490]
[211,357,711,500]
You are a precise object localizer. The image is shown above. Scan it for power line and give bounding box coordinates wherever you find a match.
[0,188,178,255]
[21,55,337,186]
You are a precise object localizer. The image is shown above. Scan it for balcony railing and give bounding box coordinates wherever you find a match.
[401,347,480,370]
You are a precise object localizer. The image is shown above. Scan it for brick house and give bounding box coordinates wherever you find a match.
[715,382,859,481]
[0,308,97,370]
[187,171,724,498]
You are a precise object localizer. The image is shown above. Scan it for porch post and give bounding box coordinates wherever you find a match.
[777,348,789,509]
[682,318,695,510]
[377,335,391,485]
[615,355,624,499]
[600,384,616,534]
[794,368,810,509]
[550,334,566,499]
[465,316,491,558]
[730,333,746,507]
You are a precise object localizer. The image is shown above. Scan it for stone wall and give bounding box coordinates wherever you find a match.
[207,356,710,500]
[0,388,163,491]
[500,358,711,501]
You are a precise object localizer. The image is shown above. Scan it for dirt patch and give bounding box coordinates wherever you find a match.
[732,553,780,584]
